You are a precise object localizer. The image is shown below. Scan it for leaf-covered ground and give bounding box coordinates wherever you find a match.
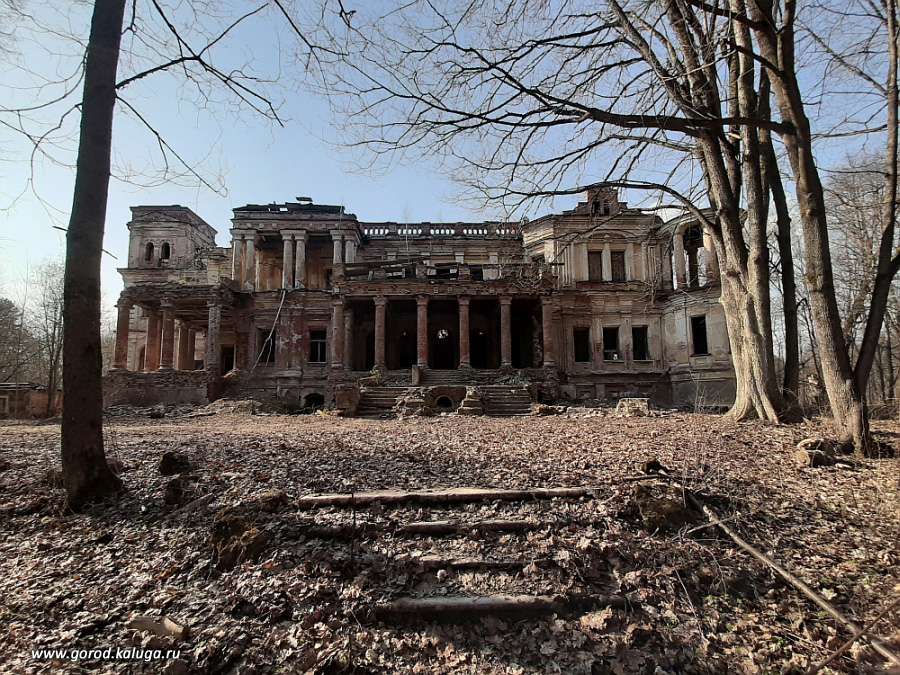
[0,407,898,674]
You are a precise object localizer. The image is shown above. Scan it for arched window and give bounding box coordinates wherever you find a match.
[160,242,171,260]
[144,242,154,262]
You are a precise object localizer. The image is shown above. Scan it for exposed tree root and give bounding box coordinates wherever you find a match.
[684,488,900,668]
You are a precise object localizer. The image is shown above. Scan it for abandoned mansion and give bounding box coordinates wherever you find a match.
[105,188,735,415]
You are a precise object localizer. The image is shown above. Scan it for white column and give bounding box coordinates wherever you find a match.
[231,231,244,282]
[331,231,344,266]
[244,233,257,290]
[602,240,612,281]
[673,232,687,287]
[294,232,307,288]
[345,238,357,264]
[640,242,648,281]
[625,242,635,281]
[282,234,294,288]
[703,229,719,281]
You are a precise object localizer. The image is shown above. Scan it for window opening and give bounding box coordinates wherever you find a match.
[691,316,708,355]
[611,251,626,282]
[603,327,619,361]
[309,330,327,363]
[258,329,276,364]
[588,252,604,281]
[573,328,590,363]
[632,326,649,360]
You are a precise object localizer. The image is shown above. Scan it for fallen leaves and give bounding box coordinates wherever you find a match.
[0,411,897,674]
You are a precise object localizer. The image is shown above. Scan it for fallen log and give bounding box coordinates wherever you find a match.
[370,593,629,622]
[294,478,667,510]
[289,518,561,539]
[417,556,544,572]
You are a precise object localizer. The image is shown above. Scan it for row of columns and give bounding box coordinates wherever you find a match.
[114,293,559,375]
[232,229,359,290]
[673,229,719,288]
[331,295,557,371]
[112,301,199,372]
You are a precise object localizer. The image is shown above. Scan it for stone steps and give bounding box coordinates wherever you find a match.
[419,369,473,385]
[356,387,408,416]
[481,385,533,416]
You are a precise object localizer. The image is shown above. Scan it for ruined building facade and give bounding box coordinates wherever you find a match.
[106,188,735,413]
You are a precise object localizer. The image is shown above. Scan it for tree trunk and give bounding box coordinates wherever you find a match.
[61,0,127,507]
[750,7,872,451]
[763,135,800,407]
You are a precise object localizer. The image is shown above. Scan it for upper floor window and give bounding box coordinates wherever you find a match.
[588,251,604,281]
[611,251,626,282]
[160,242,171,260]
[144,242,154,262]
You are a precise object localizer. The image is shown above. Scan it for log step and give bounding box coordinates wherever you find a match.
[294,486,600,509]
[289,518,570,539]
[370,593,629,622]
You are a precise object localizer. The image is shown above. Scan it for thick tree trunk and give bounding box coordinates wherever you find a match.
[717,265,788,421]
[61,0,127,507]
[853,0,899,396]
[762,134,800,407]
[750,7,872,451]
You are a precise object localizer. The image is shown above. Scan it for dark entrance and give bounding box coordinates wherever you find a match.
[221,346,235,372]
[364,331,375,370]
[511,299,538,368]
[385,300,417,369]
[398,331,416,368]
[433,329,455,369]
[471,330,489,368]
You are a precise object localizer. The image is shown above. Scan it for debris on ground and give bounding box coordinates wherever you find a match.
[1,412,898,674]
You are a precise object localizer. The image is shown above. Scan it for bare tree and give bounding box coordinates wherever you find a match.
[748,0,900,451]
[304,0,796,421]
[2,1,300,506]
[303,0,899,447]
[29,257,64,416]
[0,297,39,384]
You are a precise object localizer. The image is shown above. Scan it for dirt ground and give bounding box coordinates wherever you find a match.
[1,407,898,674]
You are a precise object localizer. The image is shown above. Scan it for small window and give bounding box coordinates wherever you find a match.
[144,242,154,262]
[573,328,591,363]
[603,327,619,361]
[258,329,276,364]
[691,316,709,355]
[160,242,171,260]
[309,330,327,363]
[632,326,649,360]
[611,251,626,282]
[471,267,484,281]
[325,269,333,290]
[603,200,611,215]
[588,252,604,282]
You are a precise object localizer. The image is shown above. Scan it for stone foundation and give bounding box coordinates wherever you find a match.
[104,370,210,407]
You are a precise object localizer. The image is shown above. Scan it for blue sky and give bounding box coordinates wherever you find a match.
[0,2,506,313]
[0,0,885,316]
